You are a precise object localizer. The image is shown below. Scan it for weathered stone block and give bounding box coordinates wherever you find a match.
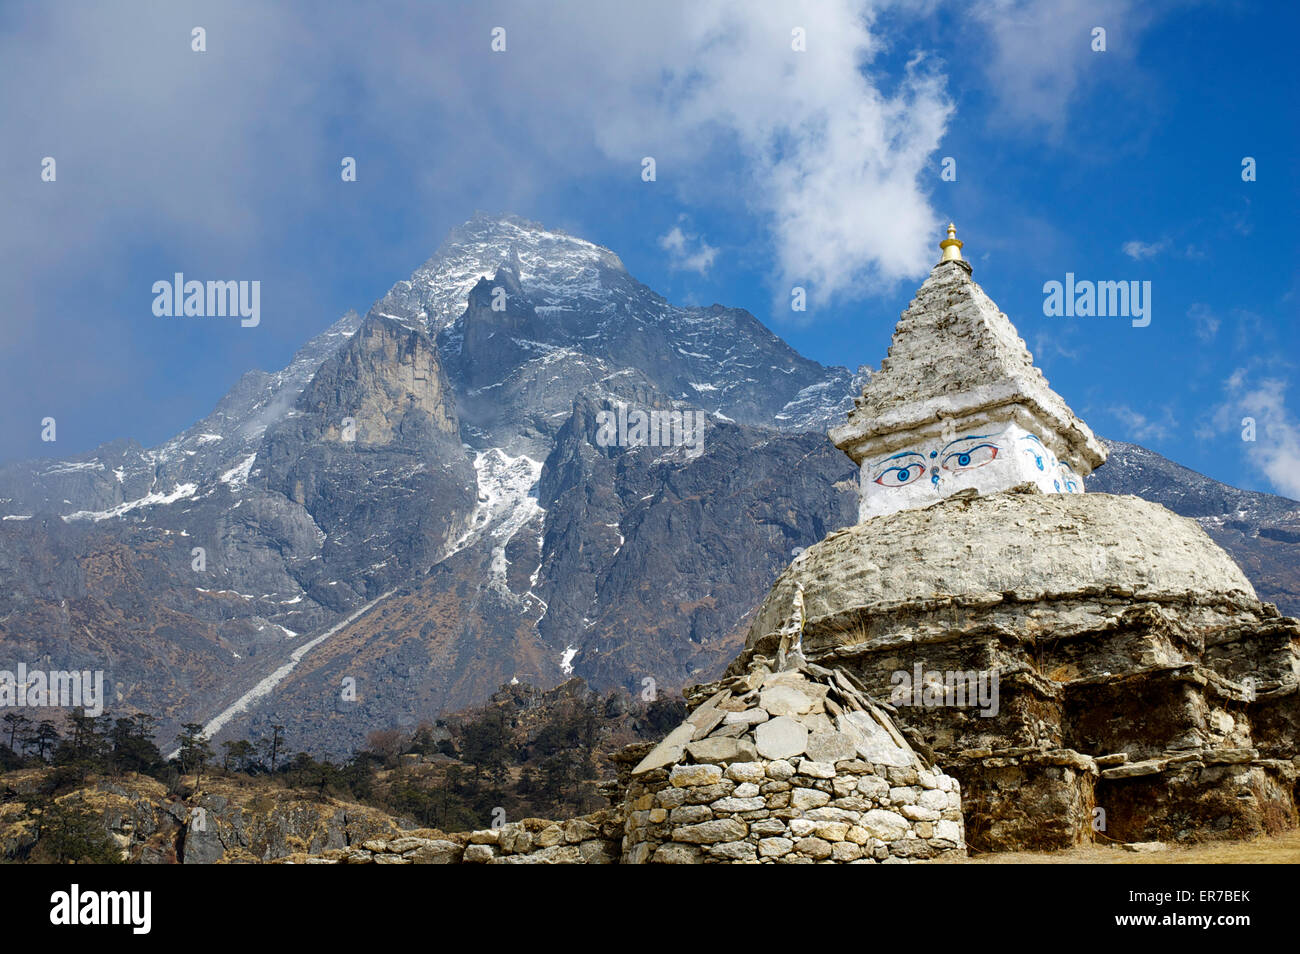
[652,843,702,864]
[707,840,757,861]
[670,804,712,825]
[761,685,815,716]
[796,758,836,779]
[862,809,909,840]
[766,759,796,780]
[755,717,809,760]
[791,788,831,810]
[795,837,833,860]
[831,841,864,861]
[463,844,495,863]
[672,819,748,844]
[712,796,765,813]
[405,840,462,864]
[685,737,759,765]
[725,762,767,784]
[670,763,724,788]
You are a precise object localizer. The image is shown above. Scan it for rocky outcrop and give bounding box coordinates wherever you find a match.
[0,771,414,864]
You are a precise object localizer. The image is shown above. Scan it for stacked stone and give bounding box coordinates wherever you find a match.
[620,663,965,863]
[288,810,622,864]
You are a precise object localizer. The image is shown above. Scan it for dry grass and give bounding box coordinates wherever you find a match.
[948,830,1300,864]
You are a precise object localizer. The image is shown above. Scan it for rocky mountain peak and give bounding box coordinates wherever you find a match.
[369,212,628,335]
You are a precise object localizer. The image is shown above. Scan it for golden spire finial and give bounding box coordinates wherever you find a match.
[939,222,964,263]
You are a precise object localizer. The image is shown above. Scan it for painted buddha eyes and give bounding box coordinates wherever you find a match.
[870,431,1079,494]
[874,461,926,486]
[940,443,998,472]
[873,438,1001,488]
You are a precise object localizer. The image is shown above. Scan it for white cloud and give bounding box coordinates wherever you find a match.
[970,0,1153,135]
[1232,378,1300,501]
[0,0,955,321]
[659,226,718,275]
[1107,404,1176,443]
[1030,330,1079,365]
[1122,239,1167,260]
[1199,367,1300,501]
[578,1,954,307]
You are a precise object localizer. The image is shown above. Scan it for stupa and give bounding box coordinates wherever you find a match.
[831,223,1105,521]
[727,226,1300,851]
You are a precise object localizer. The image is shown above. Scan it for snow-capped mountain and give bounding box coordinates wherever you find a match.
[369,213,630,336]
[373,212,858,431]
[1,213,1295,756]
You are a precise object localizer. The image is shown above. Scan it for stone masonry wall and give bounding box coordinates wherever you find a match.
[622,758,963,863]
[281,810,623,864]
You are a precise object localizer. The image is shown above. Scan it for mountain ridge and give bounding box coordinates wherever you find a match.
[2,213,1297,757]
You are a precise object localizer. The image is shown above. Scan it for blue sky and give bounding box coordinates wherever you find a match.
[2,0,1296,497]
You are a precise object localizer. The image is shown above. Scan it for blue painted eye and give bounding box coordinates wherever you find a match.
[941,443,998,472]
[874,463,924,487]
[1054,479,1061,492]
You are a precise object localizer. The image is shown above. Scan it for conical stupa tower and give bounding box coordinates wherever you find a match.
[723,226,1300,851]
[830,224,1105,521]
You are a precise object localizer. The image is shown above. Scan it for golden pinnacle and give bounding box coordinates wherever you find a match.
[939,222,964,263]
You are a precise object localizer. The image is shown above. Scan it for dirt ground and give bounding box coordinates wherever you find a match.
[946,830,1300,864]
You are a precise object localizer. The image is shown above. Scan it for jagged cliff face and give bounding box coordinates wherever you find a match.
[0,214,1296,757]
[257,316,476,598]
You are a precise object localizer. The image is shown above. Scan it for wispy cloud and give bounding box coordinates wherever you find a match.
[1187,303,1219,342]
[1031,330,1080,365]
[1122,239,1167,260]
[0,0,955,315]
[659,225,718,275]
[1197,365,1300,501]
[970,0,1157,136]
[1107,404,1177,443]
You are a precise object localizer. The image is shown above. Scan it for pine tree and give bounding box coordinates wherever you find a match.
[2,712,32,752]
[174,723,214,785]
